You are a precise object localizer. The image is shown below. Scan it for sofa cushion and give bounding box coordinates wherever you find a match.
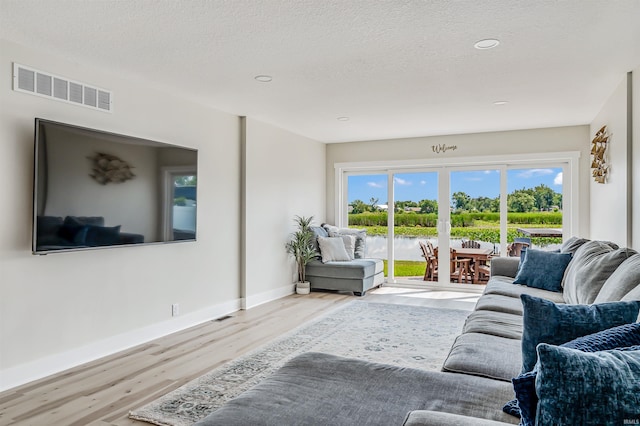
[196,352,518,426]
[310,226,329,258]
[488,257,520,279]
[594,254,640,303]
[306,258,383,279]
[563,240,636,304]
[59,216,105,241]
[513,249,572,292]
[324,224,367,258]
[622,285,640,303]
[559,236,590,254]
[519,294,640,373]
[402,410,515,426]
[535,345,640,426]
[83,225,121,246]
[317,236,351,263]
[36,215,63,237]
[474,294,524,316]
[442,333,522,382]
[336,234,356,259]
[462,311,522,340]
[483,277,565,303]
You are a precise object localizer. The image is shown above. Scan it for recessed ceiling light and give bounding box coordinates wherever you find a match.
[474,39,500,50]
[337,117,350,121]
[493,101,509,105]
[254,75,273,82]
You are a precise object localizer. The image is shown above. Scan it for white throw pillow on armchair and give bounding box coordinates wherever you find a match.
[317,236,351,263]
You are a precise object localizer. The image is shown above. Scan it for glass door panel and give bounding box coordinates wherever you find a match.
[506,168,563,253]
[450,169,501,284]
[347,174,388,276]
[391,172,439,283]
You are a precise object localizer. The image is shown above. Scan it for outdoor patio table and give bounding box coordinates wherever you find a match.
[516,228,563,238]
[455,247,493,284]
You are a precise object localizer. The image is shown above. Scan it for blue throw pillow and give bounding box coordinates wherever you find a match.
[513,249,572,292]
[536,344,640,425]
[520,295,640,373]
[506,322,640,422]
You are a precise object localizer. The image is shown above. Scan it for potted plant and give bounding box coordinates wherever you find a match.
[285,215,318,295]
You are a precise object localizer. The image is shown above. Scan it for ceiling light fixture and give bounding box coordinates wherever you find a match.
[474,39,500,50]
[337,117,350,121]
[254,75,273,82]
[493,101,509,105]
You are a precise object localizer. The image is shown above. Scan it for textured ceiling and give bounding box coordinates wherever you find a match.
[1,0,640,143]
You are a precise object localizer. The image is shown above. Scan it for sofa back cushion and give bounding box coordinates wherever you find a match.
[594,254,640,303]
[559,236,590,254]
[323,224,367,259]
[562,241,636,304]
[310,226,329,259]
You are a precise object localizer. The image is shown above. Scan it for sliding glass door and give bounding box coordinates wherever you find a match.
[338,153,576,288]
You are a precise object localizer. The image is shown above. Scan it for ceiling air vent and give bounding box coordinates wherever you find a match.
[13,63,112,112]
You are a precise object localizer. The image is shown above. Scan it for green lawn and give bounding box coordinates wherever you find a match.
[383,259,426,277]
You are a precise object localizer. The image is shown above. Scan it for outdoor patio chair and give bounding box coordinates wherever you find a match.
[461,239,481,249]
[429,246,471,283]
[419,241,437,281]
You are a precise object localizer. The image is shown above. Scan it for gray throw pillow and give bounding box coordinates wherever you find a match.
[324,224,367,258]
[563,241,637,304]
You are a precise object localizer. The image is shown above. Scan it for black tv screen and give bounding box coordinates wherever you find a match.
[33,118,197,254]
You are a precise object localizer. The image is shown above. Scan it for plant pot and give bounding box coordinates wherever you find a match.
[296,281,311,295]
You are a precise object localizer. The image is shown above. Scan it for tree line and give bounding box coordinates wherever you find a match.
[350,184,562,214]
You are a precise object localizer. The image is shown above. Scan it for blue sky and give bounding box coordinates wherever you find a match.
[348,168,563,203]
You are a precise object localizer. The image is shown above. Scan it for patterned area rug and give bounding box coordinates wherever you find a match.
[129,301,469,426]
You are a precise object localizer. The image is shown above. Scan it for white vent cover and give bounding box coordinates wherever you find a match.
[12,63,113,112]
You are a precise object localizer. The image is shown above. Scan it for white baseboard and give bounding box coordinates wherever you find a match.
[242,284,295,310]
[0,298,243,393]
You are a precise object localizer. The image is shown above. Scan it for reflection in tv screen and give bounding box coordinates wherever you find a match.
[33,118,198,254]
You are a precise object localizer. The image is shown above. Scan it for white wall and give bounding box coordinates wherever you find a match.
[326,126,591,237]
[0,39,242,390]
[589,75,629,246]
[243,118,326,308]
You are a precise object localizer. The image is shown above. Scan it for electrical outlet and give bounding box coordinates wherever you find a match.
[172,303,179,317]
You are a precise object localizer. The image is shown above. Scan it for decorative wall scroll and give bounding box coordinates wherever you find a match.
[88,152,135,184]
[432,143,458,154]
[591,125,609,184]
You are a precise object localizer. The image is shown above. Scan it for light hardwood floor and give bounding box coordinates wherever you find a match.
[0,287,479,426]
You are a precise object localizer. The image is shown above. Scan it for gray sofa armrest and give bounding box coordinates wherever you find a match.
[402,410,515,426]
[490,257,520,278]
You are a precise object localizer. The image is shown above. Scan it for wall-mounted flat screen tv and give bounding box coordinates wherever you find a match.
[33,118,197,254]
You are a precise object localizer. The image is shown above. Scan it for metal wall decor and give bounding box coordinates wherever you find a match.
[88,152,135,184]
[591,125,609,184]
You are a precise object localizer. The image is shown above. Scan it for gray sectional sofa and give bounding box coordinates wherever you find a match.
[196,237,640,426]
